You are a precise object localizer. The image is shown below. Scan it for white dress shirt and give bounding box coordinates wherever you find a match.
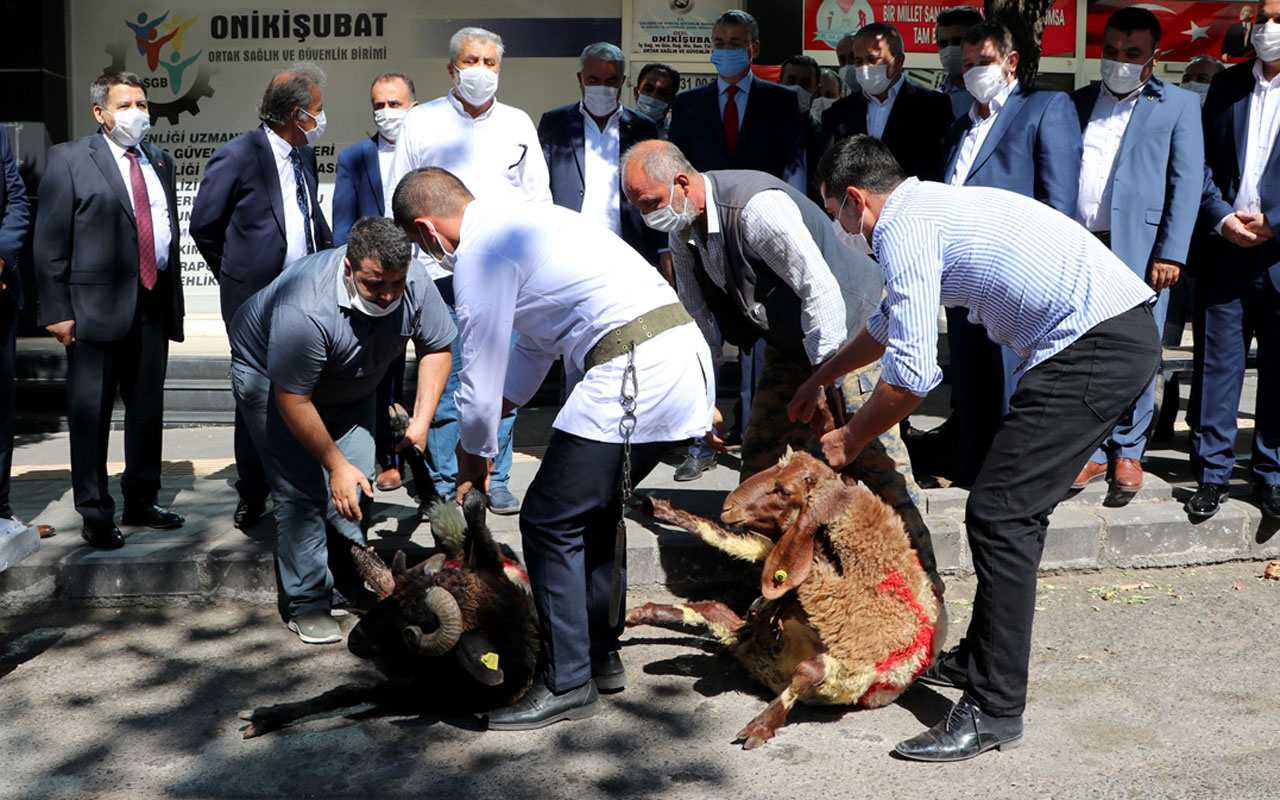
[579,102,622,235]
[452,199,714,457]
[376,133,395,202]
[101,132,172,271]
[1235,59,1280,215]
[864,74,904,140]
[263,124,311,270]
[385,90,552,215]
[717,71,753,128]
[1077,85,1142,232]
[949,79,1017,186]
[668,177,849,366]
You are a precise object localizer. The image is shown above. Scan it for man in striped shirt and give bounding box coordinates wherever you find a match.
[791,135,1160,762]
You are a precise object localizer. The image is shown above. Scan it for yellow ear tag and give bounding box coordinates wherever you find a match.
[481,651,500,671]
[773,569,788,584]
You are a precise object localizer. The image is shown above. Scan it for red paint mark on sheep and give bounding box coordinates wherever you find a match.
[854,570,936,706]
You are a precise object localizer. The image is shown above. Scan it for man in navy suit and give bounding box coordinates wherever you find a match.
[539,43,662,266]
[1186,0,1280,521]
[190,64,333,530]
[821,24,954,181]
[1069,8,1203,497]
[34,72,186,548]
[333,71,419,493]
[665,9,807,479]
[934,20,1082,486]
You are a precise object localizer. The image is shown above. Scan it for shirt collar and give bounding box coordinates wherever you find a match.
[969,78,1017,125]
[864,73,904,106]
[681,173,719,246]
[263,123,295,161]
[1252,58,1280,88]
[717,71,754,98]
[100,130,145,162]
[447,89,496,121]
[377,134,396,151]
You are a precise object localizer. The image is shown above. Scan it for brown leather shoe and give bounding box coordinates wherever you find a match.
[1113,458,1143,493]
[375,467,403,492]
[1071,460,1108,489]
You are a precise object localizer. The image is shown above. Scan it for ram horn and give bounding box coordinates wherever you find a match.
[401,587,463,656]
[349,544,396,599]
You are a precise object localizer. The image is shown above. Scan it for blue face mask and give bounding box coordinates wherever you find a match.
[710,47,751,78]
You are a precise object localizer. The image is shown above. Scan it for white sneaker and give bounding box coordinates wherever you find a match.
[287,610,342,644]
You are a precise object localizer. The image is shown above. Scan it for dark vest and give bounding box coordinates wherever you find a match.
[690,170,884,367]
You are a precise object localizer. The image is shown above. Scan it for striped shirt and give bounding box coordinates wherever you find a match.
[866,178,1155,396]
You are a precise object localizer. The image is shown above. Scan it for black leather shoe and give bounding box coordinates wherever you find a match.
[894,694,1023,762]
[916,643,969,690]
[591,651,626,693]
[1256,484,1280,520]
[81,523,125,549]
[121,504,185,530]
[233,500,266,530]
[674,453,716,482]
[1184,483,1229,519]
[487,679,600,730]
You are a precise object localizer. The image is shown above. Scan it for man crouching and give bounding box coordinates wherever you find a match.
[229,217,456,643]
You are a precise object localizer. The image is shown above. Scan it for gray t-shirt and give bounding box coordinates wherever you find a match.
[230,246,456,405]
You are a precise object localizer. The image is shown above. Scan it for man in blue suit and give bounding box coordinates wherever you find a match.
[1185,0,1280,521]
[1069,8,1203,496]
[333,71,418,492]
[665,9,807,479]
[821,24,954,181]
[190,65,333,529]
[937,20,1082,486]
[539,43,662,266]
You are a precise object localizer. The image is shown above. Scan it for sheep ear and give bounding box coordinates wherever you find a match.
[455,630,505,686]
[760,482,845,599]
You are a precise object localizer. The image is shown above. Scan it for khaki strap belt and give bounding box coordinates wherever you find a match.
[583,302,693,373]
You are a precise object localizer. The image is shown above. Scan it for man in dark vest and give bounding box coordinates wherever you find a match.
[622,139,941,592]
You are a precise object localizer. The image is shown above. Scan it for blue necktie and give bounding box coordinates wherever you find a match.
[290,148,315,254]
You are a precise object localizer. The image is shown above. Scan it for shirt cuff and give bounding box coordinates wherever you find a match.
[1214,214,1231,236]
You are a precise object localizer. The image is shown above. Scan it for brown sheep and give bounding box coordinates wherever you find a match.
[628,449,943,749]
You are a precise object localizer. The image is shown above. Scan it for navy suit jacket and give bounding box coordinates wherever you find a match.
[820,78,954,181]
[667,77,807,192]
[332,134,384,246]
[1070,78,1203,277]
[33,134,184,342]
[538,104,663,264]
[0,126,30,310]
[189,126,332,322]
[1201,60,1280,286]
[943,85,1082,215]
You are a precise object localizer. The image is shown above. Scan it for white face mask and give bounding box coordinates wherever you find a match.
[642,181,696,234]
[840,65,859,95]
[792,86,813,112]
[105,107,150,148]
[1099,58,1150,96]
[939,45,964,77]
[809,95,836,122]
[582,84,620,117]
[1182,80,1211,106]
[856,64,893,96]
[417,226,456,273]
[345,269,403,318]
[373,107,407,141]
[1253,21,1280,62]
[635,93,669,121]
[831,192,872,256]
[964,64,1009,105]
[454,65,500,107]
[298,108,326,144]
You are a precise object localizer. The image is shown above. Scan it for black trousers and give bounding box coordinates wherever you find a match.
[66,284,169,525]
[519,429,677,693]
[234,405,269,506]
[964,305,1160,716]
[0,296,15,519]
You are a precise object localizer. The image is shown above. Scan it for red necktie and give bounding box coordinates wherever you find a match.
[724,84,740,155]
[125,149,158,290]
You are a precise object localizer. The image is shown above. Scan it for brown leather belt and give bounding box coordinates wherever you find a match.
[583,302,693,372]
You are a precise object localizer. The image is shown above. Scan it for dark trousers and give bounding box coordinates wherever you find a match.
[944,308,1010,485]
[519,429,676,693]
[0,297,15,518]
[374,349,407,471]
[66,285,170,525]
[965,305,1160,716]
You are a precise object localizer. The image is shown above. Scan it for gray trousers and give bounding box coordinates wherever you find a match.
[231,364,376,617]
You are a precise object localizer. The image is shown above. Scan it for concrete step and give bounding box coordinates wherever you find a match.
[925,473,1180,517]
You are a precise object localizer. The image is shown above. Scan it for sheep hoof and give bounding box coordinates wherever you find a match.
[237,709,256,721]
[742,735,769,750]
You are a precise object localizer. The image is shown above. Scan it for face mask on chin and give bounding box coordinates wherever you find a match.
[344,269,402,317]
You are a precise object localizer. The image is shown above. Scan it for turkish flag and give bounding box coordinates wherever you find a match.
[1086,1,1257,63]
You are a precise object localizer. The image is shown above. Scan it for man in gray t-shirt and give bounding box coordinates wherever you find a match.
[229,217,455,643]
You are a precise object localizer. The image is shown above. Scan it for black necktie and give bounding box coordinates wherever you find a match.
[290,148,315,254]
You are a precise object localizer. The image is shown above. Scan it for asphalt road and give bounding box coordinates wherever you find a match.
[2,561,1278,800]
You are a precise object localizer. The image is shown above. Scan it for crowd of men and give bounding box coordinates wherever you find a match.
[1,3,1278,761]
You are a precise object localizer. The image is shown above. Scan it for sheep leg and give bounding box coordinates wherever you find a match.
[736,654,830,750]
[238,681,401,739]
[349,544,395,599]
[625,601,745,645]
[631,495,774,563]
